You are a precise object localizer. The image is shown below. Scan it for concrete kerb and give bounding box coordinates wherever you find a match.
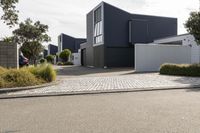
[0,84,200,99]
[0,81,60,94]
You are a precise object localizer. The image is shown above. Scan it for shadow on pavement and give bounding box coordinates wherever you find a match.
[55,66,135,76]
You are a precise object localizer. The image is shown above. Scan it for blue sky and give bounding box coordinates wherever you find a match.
[0,0,199,47]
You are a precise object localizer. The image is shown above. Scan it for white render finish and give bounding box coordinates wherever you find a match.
[154,34,200,64]
[71,52,81,66]
[135,44,191,72]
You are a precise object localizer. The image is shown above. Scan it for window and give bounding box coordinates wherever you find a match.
[94,7,103,44]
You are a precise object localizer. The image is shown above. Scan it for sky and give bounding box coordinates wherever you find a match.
[0,0,199,47]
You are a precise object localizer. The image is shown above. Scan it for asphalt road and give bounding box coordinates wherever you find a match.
[0,89,200,133]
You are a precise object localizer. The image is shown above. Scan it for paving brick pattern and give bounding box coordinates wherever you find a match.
[8,72,200,95]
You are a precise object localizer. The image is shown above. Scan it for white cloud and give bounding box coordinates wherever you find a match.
[0,0,199,46]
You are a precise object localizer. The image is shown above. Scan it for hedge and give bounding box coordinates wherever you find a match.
[160,63,200,77]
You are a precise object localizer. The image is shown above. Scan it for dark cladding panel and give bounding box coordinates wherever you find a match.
[75,39,86,52]
[148,18,177,42]
[132,14,177,42]
[48,44,58,55]
[85,11,94,66]
[106,47,134,67]
[130,19,148,44]
[104,3,131,47]
[103,2,177,47]
[94,45,104,67]
[62,34,76,52]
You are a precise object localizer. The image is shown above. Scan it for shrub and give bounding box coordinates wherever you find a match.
[0,69,43,88]
[0,66,7,75]
[46,55,55,63]
[0,64,56,88]
[0,77,5,88]
[63,62,74,65]
[57,62,73,66]
[160,63,200,77]
[26,64,56,82]
[40,58,47,64]
[57,62,63,65]
[59,49,71,62]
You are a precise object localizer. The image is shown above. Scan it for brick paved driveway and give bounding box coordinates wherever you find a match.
[7,66,200,95]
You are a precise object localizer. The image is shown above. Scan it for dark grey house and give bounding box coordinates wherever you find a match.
[48,44,58,55]
[81,2,177,68]
[43,49,48,58]
[58,33,86,53]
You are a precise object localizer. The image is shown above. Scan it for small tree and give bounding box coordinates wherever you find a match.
[0,0,19,27]
[185,12,200,44]
[13,18,51,65]
[46,55,55,63]
[59,49,71,62]
[20,41,44,64]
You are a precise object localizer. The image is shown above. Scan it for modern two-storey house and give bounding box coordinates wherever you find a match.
[58,33,86,53]
[80,2,177,68]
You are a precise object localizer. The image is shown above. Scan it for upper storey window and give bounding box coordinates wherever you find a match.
[94,7,103,44]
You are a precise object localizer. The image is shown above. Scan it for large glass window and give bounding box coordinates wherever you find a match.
[94,7,103,44]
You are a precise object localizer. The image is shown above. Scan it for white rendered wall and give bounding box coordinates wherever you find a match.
[154,34,200,64]
[72,53,81,66]
[135,44,191,72]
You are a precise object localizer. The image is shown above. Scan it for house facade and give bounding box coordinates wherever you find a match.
[80,2,177,68]
[58,33,86,53]
[48,44,58,55]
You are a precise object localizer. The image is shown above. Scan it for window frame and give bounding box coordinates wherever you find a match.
[93,3,104,46]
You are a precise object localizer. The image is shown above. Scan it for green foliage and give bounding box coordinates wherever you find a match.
[57,62,63,65]
[63,62,73,65]
[26,64,56,82]
[12,18,51,64]
[46,55,55,63]
[57,61,73,66]
[0,69,43,88]
[185,12,200,44]
[0,0,19,27]
[0,77,6,88]
[0,64,56,88]
[160,63,200,77]
[20,41,44,64]
[0,66,7,75]
[40,58,47,64]
[2,36,14,43]
[59,49,71,62]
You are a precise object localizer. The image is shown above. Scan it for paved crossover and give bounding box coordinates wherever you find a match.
[6,66,200,96]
